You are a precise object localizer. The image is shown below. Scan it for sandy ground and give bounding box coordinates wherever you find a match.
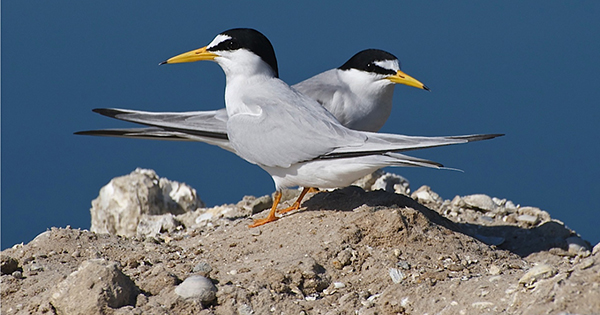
[2,186,599,314]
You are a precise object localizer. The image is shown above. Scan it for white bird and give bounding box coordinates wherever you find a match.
[76,48,429,151]
[78,28,502,227]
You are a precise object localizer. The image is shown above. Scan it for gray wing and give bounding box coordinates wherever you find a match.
[75,127,234,151]
[227,80,369,168]
[321,133,504,159]
[92,108,229,136]
[292,69,344,108]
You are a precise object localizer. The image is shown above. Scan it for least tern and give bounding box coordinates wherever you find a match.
[77,48,429,150]
[154,28,501,227]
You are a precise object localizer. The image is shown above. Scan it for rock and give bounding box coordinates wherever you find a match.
[174,275,217,305]
[136,213,181,237]
[90,168,203,237]
[237,195,273,215]
[50,259,139,314]
[516,214,539,225]
[1,255,19,275]
[462,194,497,212]
[372,172,410,195]
[193,261,213,276]
[593,242,600,255]
[137,264,180,296]
[518,264,557,287]
[566,236,592,256]
[411,185,442,204]
[351,170,410,195]
[389,268,404,284]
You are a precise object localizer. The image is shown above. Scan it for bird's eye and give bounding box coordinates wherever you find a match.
[227,41,239,50]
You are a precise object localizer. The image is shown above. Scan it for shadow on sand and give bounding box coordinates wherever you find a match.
[301,186,578,258]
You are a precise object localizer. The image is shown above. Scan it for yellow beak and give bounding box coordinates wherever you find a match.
[386,70,430,91]
[159,46,219,65]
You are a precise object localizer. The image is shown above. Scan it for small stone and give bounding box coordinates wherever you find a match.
[566,236,591,256]
[411,186,442,204]
[488,264,501,275]
[237,303,254,315]
[463,194,497,212]
[50,259,139,314]
[516,214,539,225]
[396,260,410,270]
[333,282,346,289]
[193,261,213,275]
[518,264,557,286]
[174,275,217,305]
[12,270,24,279]
[389,268,404,284]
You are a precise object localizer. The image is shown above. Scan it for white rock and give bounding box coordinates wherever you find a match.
[136,213,180,237]
[333,282,346,289]
[351,170,410,195]
[90,168,204,237]
[174,275,217,304]
[411,185,442,204]
[388,268,404,284]
[566,236,591,256]
[463,194,497,212]
[516,214,539,225]
[372,173,410,195]
[518,264,557,286]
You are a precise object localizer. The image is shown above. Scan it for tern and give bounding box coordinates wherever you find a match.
[78,28,502,227]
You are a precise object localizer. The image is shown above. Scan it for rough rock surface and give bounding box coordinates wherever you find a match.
[90,168,204,237]
[2,170,599,314]
[50,259,139,315]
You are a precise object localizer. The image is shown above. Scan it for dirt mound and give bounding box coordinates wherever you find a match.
[2,187,599,314]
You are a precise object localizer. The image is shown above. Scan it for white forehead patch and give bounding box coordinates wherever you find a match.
[207,34,232,50]
[374,59,400,72]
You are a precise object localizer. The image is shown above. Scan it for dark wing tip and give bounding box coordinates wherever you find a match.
[159,61,168,66]
[92,108,122,118]
[423,85,431,91]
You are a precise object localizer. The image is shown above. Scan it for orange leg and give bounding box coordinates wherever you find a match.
[277,187,310,214]
[307,187,319,193]
[248,190,283,228]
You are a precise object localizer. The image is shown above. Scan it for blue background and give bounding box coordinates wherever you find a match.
[3,1,599,249]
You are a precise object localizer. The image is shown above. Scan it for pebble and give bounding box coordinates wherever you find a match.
[516,214,539,225]
[174,275,217,304]
[396,260,410,270]
[333,282,346,289]
[518,264,557,286]
[12,270,24,279]
[237,303,254,315]
[192,261,213,275]
[388,268,404,284]
[463,194,497,212]
[411,186,442,204]
[566,236,591,256]
[488,264,501,275]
